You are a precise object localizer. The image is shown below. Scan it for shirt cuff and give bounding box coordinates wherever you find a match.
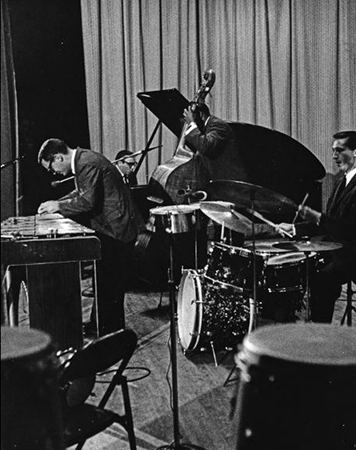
[185,123,197,135]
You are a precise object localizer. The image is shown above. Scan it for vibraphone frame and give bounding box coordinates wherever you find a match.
[1,221,101,350]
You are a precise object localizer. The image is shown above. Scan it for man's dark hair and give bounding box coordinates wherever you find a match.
[115,149,134,162]
[333,131,356,150]
[38,138,68,163]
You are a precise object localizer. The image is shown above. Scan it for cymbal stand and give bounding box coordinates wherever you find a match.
[223,198,258,386]
[248,190,258,333]
[157,218,206,450]
[304,251,312,322]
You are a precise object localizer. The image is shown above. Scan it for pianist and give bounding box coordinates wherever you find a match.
[37,138,138,336]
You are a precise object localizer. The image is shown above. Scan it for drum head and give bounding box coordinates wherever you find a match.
[177,270,203,351]
[150,204,200,215]
[239,323,356,371]
[1,327,52,361]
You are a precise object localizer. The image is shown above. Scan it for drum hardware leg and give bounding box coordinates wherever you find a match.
[210,340,218,367]
[223,362,239,387]
[156,233,206,450]
[157,290,165,309]
[341,281,356,326]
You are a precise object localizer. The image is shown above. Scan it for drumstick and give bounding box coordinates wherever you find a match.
[292,193,309,224]
[247,209,294,239]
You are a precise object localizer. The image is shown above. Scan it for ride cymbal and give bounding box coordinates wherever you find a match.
[272,240,343,253]
[207,180,297,223]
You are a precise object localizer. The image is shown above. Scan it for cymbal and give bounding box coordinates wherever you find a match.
[244,239,292,254]
[200,201,253,234]
[207,180,297,223]
[150,203,201,215]
[272,240,343,253]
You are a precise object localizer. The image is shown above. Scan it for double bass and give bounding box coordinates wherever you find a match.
[132,71,215,287]
[149,69,216,204]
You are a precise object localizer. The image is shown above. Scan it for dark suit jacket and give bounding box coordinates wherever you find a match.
[58,148,137,243]
[296,174,356,275]
[185,115,249,182]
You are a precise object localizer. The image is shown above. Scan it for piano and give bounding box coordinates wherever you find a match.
[136,88,325,210]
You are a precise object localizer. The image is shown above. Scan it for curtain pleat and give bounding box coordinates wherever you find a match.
[80,0,355,208]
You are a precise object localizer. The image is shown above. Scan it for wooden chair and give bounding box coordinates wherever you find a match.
[59,328,138,449]
[340,280,356,327]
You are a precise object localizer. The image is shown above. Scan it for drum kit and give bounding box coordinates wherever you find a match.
[149,180,343,357]
[149,180,342,450]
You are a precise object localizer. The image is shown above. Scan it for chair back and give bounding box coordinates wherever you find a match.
[61,329,138,383]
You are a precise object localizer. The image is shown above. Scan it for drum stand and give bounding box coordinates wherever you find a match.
[223,195,259,386]
[157,230,206,450]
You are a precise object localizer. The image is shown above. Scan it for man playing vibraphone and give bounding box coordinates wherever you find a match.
[37,138,138,336]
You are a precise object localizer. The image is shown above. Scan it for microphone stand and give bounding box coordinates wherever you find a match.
[1,155,25,170]
[157,217,205,450]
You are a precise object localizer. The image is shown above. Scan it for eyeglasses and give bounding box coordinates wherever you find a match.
[46,158,55,173]
[125,161,137,168]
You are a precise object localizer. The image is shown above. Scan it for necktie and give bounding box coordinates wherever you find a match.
[336,176,346,198]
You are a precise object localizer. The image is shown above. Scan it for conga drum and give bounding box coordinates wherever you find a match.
[1,326,65,450]
[233,324,356,450]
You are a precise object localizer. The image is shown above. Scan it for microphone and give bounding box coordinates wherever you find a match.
[1,154,26,170]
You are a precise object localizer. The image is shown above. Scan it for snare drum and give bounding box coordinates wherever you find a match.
[1,326,65,450]
[177,269,251,352]
[233,324,356,450]
[149,204,201,234]
[206,242,264,291]
[263,252,315,293]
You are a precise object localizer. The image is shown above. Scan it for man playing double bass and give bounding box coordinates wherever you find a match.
[183,103,249,182]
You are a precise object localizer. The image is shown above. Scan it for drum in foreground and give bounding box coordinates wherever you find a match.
[1,326,65,450]
[233,323,356,450]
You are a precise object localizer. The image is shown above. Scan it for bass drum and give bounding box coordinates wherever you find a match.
[177,269,251,353]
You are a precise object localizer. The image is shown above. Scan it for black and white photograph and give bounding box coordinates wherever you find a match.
[1,1,355,449]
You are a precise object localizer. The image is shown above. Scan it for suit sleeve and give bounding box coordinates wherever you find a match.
[319,211,356,243]
[57,164,102,217]
[185,121,232,159]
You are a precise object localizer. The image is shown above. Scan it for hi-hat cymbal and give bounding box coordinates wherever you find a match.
[200,201,253,234]
[272,240,343,253]
[207,180,297,223]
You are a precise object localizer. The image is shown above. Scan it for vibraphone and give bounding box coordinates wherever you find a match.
[1,214,101,349]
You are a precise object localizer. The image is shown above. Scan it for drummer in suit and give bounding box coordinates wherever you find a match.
[278,131,356,323]
[37,138,138,336]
